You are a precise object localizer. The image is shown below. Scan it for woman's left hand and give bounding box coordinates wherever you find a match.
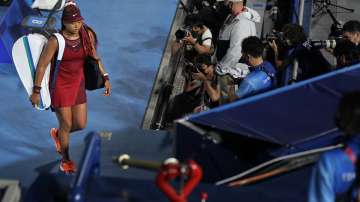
[104,80,111,96]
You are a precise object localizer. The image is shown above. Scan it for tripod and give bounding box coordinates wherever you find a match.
[312,0,354,18]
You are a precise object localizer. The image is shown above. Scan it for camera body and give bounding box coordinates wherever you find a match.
[175,27,192,41]
[264,31,288,48]
[184,60,203,74]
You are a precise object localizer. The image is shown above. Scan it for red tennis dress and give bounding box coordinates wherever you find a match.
[50,35,87,108]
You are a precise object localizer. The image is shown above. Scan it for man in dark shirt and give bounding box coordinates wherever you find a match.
[333,39,360,69]
[233,36,277,100]
[342,20,360,46]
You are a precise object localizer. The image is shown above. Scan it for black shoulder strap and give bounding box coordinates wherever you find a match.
[198,37,212,45]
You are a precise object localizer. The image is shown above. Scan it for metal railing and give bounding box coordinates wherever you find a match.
[141,0,193,130]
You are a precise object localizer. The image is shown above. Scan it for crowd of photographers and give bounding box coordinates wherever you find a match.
[164,0,360,125]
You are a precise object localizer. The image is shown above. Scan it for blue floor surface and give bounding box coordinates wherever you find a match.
[0,0,177,189]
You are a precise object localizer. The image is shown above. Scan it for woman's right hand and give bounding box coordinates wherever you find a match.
[30,93,40,107]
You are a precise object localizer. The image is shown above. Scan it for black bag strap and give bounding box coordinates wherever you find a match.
[50,33,65,90]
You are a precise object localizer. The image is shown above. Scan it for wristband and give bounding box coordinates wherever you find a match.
[103,73,110,81]
[33,85,41,94]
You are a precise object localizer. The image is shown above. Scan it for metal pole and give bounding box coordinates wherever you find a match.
[291,60,299,83]
[298,0,305,25]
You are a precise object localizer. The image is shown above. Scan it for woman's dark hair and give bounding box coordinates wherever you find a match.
[241,36,264,58]
[281,23,307,45]
[61,22,98,55]
[335,92,360,138]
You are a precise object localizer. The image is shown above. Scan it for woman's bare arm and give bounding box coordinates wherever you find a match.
[87,29,111,96]
[34,37,58,87]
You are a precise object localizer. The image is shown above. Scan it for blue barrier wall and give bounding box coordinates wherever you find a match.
[0,0,35,63]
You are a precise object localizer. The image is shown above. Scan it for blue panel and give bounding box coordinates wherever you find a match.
[0,38,11,63]
[292,0,300,24]
[0,0,35,64]
[187,63,360,147]
[291,0,312,34]
[70,132,101,202]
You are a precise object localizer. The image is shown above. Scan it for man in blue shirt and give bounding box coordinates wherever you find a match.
[233,36,277,99]
[308,92,360,202]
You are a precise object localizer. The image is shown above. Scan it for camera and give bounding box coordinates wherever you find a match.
[264,31,288,48]
[184,60,202,73]
[302,37,343,50]
[175,27,192,41]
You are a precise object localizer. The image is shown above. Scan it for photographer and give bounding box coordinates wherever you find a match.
[231,36,276,100]
[333,40,360,69]
[171,15,213,61]
[164,54,219,124]
[190,55,220,111]
[342,20,360,46]
[268,24,331,82]
[183,15,213,55]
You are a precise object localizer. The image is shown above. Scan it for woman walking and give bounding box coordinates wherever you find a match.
[30,3,111,173]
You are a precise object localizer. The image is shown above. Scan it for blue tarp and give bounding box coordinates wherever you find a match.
[186,63,360,150]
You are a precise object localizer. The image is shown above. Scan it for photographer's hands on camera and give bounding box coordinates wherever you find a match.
[192,69,207,81]
[268,40,279,55]
[183,33,197,45]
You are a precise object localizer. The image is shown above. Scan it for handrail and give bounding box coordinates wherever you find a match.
[141,0,194,130]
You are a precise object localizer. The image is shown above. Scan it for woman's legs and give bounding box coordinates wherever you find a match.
[55,107,72,161]
[71,103,87,132]
[55,103,87,161]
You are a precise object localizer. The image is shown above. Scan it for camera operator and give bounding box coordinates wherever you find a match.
[230,36,277,101]
[191,55,220,111]
[171,15,213,61]
[215,0,260,103]
[183,16,213,55]
[164,54,219,124]
[342,20,360,46]
[268,24,331,82]
[333,40,360,69]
